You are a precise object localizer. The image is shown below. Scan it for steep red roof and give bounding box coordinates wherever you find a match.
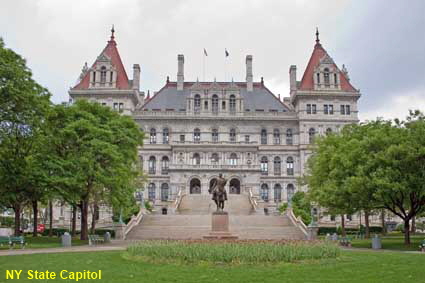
[299,40,356,92]
[72,30,129,90]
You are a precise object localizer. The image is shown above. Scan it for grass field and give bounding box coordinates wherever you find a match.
[0,236,88,250]
[351,235,424,251]
[0,250,423,283]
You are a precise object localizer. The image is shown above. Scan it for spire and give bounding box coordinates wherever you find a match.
[315,27,320,46]
[110,24,115,41]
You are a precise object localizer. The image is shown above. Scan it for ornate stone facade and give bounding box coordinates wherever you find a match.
[69,29,361,215]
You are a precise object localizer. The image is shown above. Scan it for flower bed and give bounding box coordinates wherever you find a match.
[126,240,340,264]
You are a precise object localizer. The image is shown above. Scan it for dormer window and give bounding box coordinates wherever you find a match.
[324,68,330,87]
[194,94,201,112]
[316,73,320,84]
[100,66,107,85]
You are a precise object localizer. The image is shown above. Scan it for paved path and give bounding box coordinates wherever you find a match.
[342,247,424,254]
[0,241,127,257]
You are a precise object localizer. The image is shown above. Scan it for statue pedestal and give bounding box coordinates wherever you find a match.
[203,211,238,240]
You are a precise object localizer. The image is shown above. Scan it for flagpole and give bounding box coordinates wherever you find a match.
[203,51,205,82]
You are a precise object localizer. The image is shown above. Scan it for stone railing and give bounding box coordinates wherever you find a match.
[123,207,147,239]
[171,188,185,213]
[170,164,259,171]
[248,188,258,212]
[286,207,308,237]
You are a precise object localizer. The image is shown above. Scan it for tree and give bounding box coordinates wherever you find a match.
[0,38,51,235]
[304,132,357,237]
[44,100,143,240]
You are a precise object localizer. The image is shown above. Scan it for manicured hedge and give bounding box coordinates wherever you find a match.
[318,226,383,235]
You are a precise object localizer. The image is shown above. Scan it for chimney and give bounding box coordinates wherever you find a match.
[132,64,140,90]
[246,55,253,92]
[289,65,297,92]
[177,54,184,91]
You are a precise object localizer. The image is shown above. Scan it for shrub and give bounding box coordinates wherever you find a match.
[126,240,340,264]
[0,216,14,227]
[278,203,288,214]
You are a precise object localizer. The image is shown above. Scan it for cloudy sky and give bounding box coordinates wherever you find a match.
[1,0,424,121]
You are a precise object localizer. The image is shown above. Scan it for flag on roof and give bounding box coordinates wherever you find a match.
[204,48,208,56]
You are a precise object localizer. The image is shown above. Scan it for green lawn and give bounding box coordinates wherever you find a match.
[0,250,423,283]
[351,235,424,251]
[0,236,88,250]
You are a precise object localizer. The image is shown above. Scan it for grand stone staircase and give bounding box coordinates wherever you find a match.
[125,194,306,240]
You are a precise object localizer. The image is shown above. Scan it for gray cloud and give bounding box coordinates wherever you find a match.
[1,0,424,120]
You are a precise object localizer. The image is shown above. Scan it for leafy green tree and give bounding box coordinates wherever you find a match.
[44,100,143,240]
[0,38,51,235]
[290,191,312,224]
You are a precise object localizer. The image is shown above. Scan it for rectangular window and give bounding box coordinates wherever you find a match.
[324,104,329,115]
[346,105,351,115]
[119,103,124,113]
[204,101,208,110]
[245,135,250,143]
[306,104,311,114]
[113,103,118,111]
[340,105,345,115]
[222,101,226,110]
[180,135,185,143]
[329,104,334,115]
[101,102,107,106]
[312,104,317,114]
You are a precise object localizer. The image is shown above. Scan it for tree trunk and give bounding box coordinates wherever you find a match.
[71,205,77,237]
[341,214,346,237]
[364,210,370,239]
[404,219,411,245]
[381,209,387,235]
[80,199,89,240]
[91,203,98,234]
[13,203,21,236]
[32,200,38,237]
[48,200,53,237]
[411,217,415,234]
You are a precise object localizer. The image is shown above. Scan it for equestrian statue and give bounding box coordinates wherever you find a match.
[208,173,228,211]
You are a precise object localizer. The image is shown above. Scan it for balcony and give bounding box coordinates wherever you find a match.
[169,164,259,171]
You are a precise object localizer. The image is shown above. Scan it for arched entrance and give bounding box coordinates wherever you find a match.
[190,178,201,194]
[229,178,241,194]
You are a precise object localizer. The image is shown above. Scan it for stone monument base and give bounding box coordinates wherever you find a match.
[203,211,238,240]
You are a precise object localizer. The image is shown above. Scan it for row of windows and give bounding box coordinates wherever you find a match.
[260,183,295,202]
[145,155,295,176]
[192,94,238,113]
[92,66,114,86]
[149,128,294,145]
[147,183,169,201]
[316,68,338,87]
[306,104,351,115]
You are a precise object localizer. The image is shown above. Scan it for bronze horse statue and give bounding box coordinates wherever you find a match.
[209,174,228,211]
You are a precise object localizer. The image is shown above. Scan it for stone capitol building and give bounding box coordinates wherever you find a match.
[69,28,360,224]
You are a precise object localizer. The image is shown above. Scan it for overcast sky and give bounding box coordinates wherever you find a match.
[1,0,424,121]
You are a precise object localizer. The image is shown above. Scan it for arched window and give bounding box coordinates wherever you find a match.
[148,183,156,201]
[287,184,295,203]
[150,128,156,144]
[229,153,237,166]
[192,153,201,165]
[161,156,169,175]
[274,156,281,176]
[286,128,293,145]
[212,128,219,143]
[308,128,315,144]
[163,128,169,144]
[148,156,156,174]
[326,128,332,135]
[161,183,169,201]
[194,94,201,112]
[261,129,267,144]
[100,66,107,85]
[286,157,294,175]
[273,129,280,144]
[229,95,236,112]
[274,184,282,202]
[324,68,330,87]
[194,128,201,143]
[260,156,268,175]
[211,153,219,165]
[261,184,269,201]
[229,128,236,143]
[212,95,219,114]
